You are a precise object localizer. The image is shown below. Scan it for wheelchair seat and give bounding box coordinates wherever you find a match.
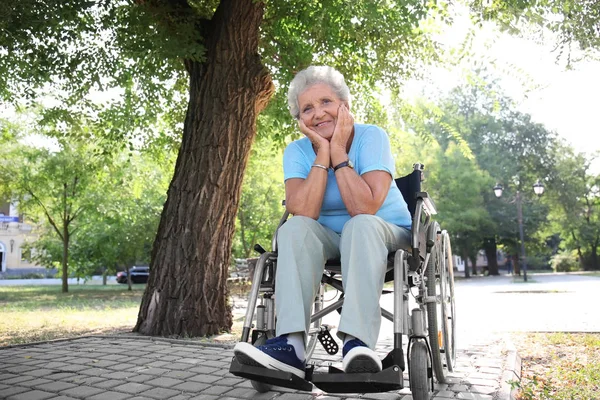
[323,166,425,276]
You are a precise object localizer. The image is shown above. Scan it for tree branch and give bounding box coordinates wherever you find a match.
[28,190,64,241]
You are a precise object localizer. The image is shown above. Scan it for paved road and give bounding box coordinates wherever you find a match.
[1,272,598,400]
[0,277,119,286]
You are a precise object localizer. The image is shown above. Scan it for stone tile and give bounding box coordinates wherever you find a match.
[114,382,153,394]
[6,389,56,400]
[34,381,77,392]
[163,370,195,380]
[0,386,30,398]
[219,387,279,399]
[135,368,169,376]
[138,387,180,399]
[58,385,104,399]
[188,395,219,400]
[187,366,219,374]
[78,368,111,377]
[2,375,36,385]
[91,379,123,389]
[144,376,184,388]
[126,374,155,383]
[0,373,18,381]
[5,365,38,374]
[45,372,76,380]
[100,371,133,380]
[23,369,61,378]
[200,385,232,395]
[188,374,221,384]
[62,376,106,386]
[110,363,138,372]
[20,378,54,388]
[86,391,132,400]
[171,381,210,392]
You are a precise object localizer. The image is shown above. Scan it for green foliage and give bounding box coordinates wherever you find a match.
[544,142,600,270]
[233,136,285,259]
[473,0,600,60]
[550,252,581,273]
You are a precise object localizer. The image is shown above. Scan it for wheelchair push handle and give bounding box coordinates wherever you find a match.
[254,244,267,255]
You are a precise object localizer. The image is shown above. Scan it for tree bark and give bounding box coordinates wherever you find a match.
[62,223,69,293]
[463,250,470,278]
[469,255,477,276]
[135,0,274,337]
[483,237,499,275]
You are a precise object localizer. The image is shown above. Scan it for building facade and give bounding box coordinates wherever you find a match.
[0,201,38,274]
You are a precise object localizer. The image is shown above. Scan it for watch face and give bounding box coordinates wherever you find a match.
[348,160,354,169]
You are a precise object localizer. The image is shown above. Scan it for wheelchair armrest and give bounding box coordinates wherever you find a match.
[416,192,437,215]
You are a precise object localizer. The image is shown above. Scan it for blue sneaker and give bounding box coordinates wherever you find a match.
[342,338,382,373]
[233,335,306,379]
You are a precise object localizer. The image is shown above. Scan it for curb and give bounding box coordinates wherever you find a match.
[497,336,522,400]
[0,333,235,350]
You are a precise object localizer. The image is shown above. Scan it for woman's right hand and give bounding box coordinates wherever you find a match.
[298,119,330,153]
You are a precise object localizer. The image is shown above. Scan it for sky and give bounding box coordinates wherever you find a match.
[405,9,600,172]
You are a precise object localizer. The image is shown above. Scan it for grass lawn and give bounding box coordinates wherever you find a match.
[510,332,600,400]
[0,284,145,346]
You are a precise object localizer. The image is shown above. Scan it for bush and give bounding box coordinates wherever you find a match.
[550,252,581,273]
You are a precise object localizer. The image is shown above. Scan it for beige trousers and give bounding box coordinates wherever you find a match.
[274,215,410,349]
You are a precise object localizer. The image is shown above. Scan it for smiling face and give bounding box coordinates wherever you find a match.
[298,83,345,140]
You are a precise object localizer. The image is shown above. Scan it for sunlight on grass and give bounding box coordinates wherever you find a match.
[0,285,145,346]
[511,332,600,400]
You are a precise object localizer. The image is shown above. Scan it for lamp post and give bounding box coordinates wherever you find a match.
[493,180,545,282]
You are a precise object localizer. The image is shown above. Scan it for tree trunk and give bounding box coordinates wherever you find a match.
[513,254,521,275]
[463,250,470,278]
[134,0,274,337]
[127,265,132,291]
[62,224,69,293]
[469,255,477,276]
[483,238,499,276]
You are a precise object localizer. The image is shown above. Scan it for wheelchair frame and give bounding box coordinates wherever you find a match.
[229,163,456,400]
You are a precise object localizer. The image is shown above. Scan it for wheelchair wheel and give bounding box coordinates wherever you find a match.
[250,335,273,393]
[425,222,451,383]
[409,339,432,400]
[441,231,456,371]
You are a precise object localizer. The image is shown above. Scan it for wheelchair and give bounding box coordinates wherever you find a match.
[229,163,457,400]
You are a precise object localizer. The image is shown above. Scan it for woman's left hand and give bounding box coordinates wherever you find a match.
[331,104,354,151]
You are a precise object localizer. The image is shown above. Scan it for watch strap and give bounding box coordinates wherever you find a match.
[333,160,352,172]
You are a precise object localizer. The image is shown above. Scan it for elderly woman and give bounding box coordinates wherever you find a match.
[234,66,411,378]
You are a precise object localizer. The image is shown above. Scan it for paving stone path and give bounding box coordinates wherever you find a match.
[0,333,517,400]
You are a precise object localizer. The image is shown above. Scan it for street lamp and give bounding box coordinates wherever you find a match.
[493,180,545,282]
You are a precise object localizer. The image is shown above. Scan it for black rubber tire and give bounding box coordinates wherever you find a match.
[441,231,457,372]
[425,222,448,383]
[250,335,273,393]
[409,340,432,400]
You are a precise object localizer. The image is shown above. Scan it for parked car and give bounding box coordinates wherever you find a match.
[116,266,150,284]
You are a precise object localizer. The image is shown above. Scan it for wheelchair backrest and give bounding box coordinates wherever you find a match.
[394,163,423,218]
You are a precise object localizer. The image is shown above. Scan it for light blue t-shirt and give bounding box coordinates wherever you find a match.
[283,123,411,233]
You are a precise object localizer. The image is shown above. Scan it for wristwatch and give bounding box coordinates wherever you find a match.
[333,159,354,172]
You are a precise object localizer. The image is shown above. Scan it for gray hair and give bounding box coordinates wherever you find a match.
[287,66,351,119]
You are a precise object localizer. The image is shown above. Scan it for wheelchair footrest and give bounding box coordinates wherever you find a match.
[229,356,314,392]
[311,365,404,393]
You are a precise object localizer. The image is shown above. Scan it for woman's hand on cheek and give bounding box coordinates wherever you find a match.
[331,104,354,150]
[299,119,329,152]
